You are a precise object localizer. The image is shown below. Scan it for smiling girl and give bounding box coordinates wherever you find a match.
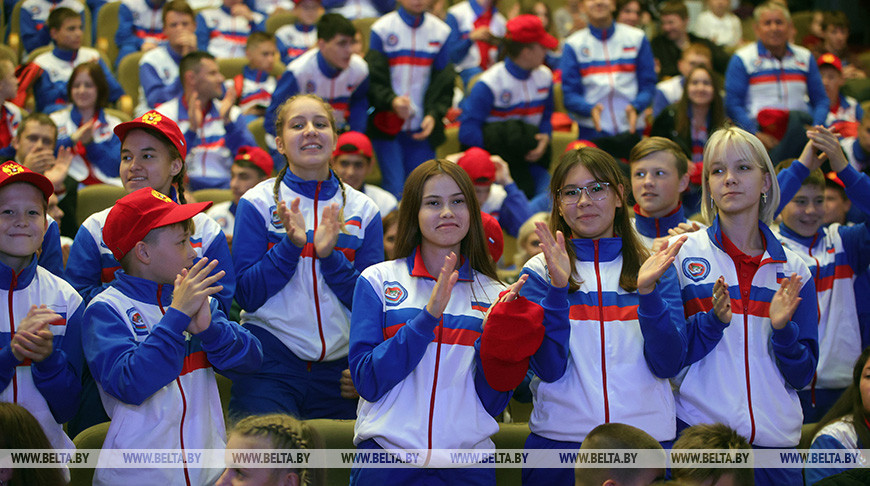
[230,94,383,420]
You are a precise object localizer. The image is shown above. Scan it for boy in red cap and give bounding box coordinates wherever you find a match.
[818,53,864,138]
[83,187,262,486]
[206,145,273,247]
[0,161,85,454]
[331,131,397,216]
[459,14,557,199]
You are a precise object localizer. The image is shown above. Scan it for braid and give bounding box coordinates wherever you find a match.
[229,414,321,486]
[273,163,289,207]
[173,171,187,204]
[335,173,348,235]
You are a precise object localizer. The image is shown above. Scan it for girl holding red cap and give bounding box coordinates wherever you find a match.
[349,159,526,485]
[519,147,697,485]
[230,94,383,420]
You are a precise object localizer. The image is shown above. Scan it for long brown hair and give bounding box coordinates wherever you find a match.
[228,414,324,486]
[0,403,67,486]
[549,147,648,292]
[674,64,725,144]
[67,62,110,111]
[806,347,870,450]
[394,159,499,282]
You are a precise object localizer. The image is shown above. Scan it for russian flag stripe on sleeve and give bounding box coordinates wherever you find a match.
[180,350,212,376]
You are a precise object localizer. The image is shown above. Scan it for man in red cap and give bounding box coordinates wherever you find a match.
[206,145,273,248]
[459,13,557,199]
[331,131,397,216]
[82,187,262,486]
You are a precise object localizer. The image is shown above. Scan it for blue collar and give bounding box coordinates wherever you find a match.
[778,222,822,247]
[111,270,175,307]
[406,247,473,281]
[570,237,622,262]
[295,22,315,32]
[243,64,270,81]
[633,204,686,238]
[469,0,494,17]
[230,201,237,215]
[146,0,163,9]
[504,57,532,80]
[756,40,793,59]
[706,216,787,264]
[588,22,616,41]
[398,6,425,27]
[281,168,341,199]
[51,46,79,62]
[220,4,233,15]
[0,254,37,291]
[70,106,106,127]
[316,50,343,78]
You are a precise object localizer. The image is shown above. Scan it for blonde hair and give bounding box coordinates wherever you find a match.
[700,126,780,225]
[228,414,324,486]
[514,212,549,268]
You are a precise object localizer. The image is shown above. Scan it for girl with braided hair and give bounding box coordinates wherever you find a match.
[217,414,324,486]
[231,94,383,420]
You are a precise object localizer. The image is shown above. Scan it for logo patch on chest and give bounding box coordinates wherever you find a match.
[126,307,148,336]
[682,258,711,281]
[383,281,408,306]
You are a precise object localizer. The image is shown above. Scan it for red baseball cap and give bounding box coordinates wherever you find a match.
[114,111,188,160]
[565,139,598,153]
[825,171,846,190]
[334,131,373,159]
[480,296,545,392]
[457,147,496,185]
[103,187,212,261]
[0,161,53,202]
[235,146,273,176]
[481,211,504,263]
[817,53,842,73]
[505,14,558,50]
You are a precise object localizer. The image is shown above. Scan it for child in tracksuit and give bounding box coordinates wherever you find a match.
[0,161,83,452]
[83,187,263,486]
[773,126,870,423]
[274,0,321,65]
[519,147,696,486]
[670,126,819,486]
[230,94,383,419]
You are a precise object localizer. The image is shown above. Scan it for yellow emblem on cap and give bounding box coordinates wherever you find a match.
[1,163,24,175]
[142,112,162,125]
[151,189,173,203]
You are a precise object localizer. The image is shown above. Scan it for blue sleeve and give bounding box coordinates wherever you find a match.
[21,8,50,53]
[31,301,84,424]
[349,276,440,401]
[320,0,343,8]
[265,72,299,137]
[519,268,570,383]
[114,4,142,68]
[141,63,181,108]
[770,276,819,389]
[632,38,656,111]
[805,433,852,485]
[652,89,669,118]
[497,183,532,238]
[540,84,554,135]
[560,44,594,116]
[99,59,126,103]
[473,337,512,416]
[201,230,235,314]
[224,114,258,153]
[839,164,870,217]
[805,58,830,127]
[637,267,688,378]
[372,0,395,14]
[0,340,16,391]
[857,103,865,123]
[39,219,64,277]
[348,75,370,133]
[775,159,810,216]
[445,13,472,65]
[196,299,262,373]
[457,80,493,148]
[85,130,123,178]
[836,165,870,271]
[64,225,109,305]
[681,292,730,366]
[232,198,303,311]
[724,55,756,132]
[83,302,190,405]
[34,72,66,114]
[319,215,384,310]
[195,14,211,52]
[276,37,290,65]
[432,31,453,72]
[251,17,266,33]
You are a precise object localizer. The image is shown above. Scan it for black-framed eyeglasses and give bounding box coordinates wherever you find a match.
[558,182,611,204]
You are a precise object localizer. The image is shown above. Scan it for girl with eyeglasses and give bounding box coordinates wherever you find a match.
[518,146,699,485]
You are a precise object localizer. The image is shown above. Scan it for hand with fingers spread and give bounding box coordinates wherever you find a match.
[637,235,687,294]
[535,222,570,288]
[711,276,732,323]
[277,197,308,247]
[314,203,342,258]
[72,119,96,145]
[426,252,459,319]
[171,258,226,329]
[769,273,803,330]
[340,369,360,399]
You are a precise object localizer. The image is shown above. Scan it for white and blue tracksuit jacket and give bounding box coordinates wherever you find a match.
[196,5,266,59]
[672,218,819,447]
[64,200,235,311]
[137,43,183,114]
[520,238,695,442]
[724,41,829,133]
[20,0,86,55]
[274,22,316,65]
[479,183,532,238]
[225,65,277,114]
[206,200,235,239]
[83,270,262,486]
[560,22,656,136]
[445,0,506,73]
[322,0,394,20]
[32,47,125,114]
[51,106,123,186]
[458,57,554,149]
[115,0,166,68]
[0,256,83,451]
[233,170,383,362]
[350,250,510,457]
[806,417,868,484]
[630,203,701,250]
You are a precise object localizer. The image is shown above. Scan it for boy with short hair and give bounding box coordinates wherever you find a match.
[815,11,866,80]
[19,0,87,55]
[818,53,864,138]
[196,0,267,59]
[774,128,870,423]
[0,161,84,451]
[225,32,279,118]
[574,423,666,486]
[824,173,852,227]
[671,423,753,486]
[84,187,263,485]
[331,130,397,216]
[275,0,322,64]
[137,0,198,114]
[31,8,127,114]
[206,145,272,246]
